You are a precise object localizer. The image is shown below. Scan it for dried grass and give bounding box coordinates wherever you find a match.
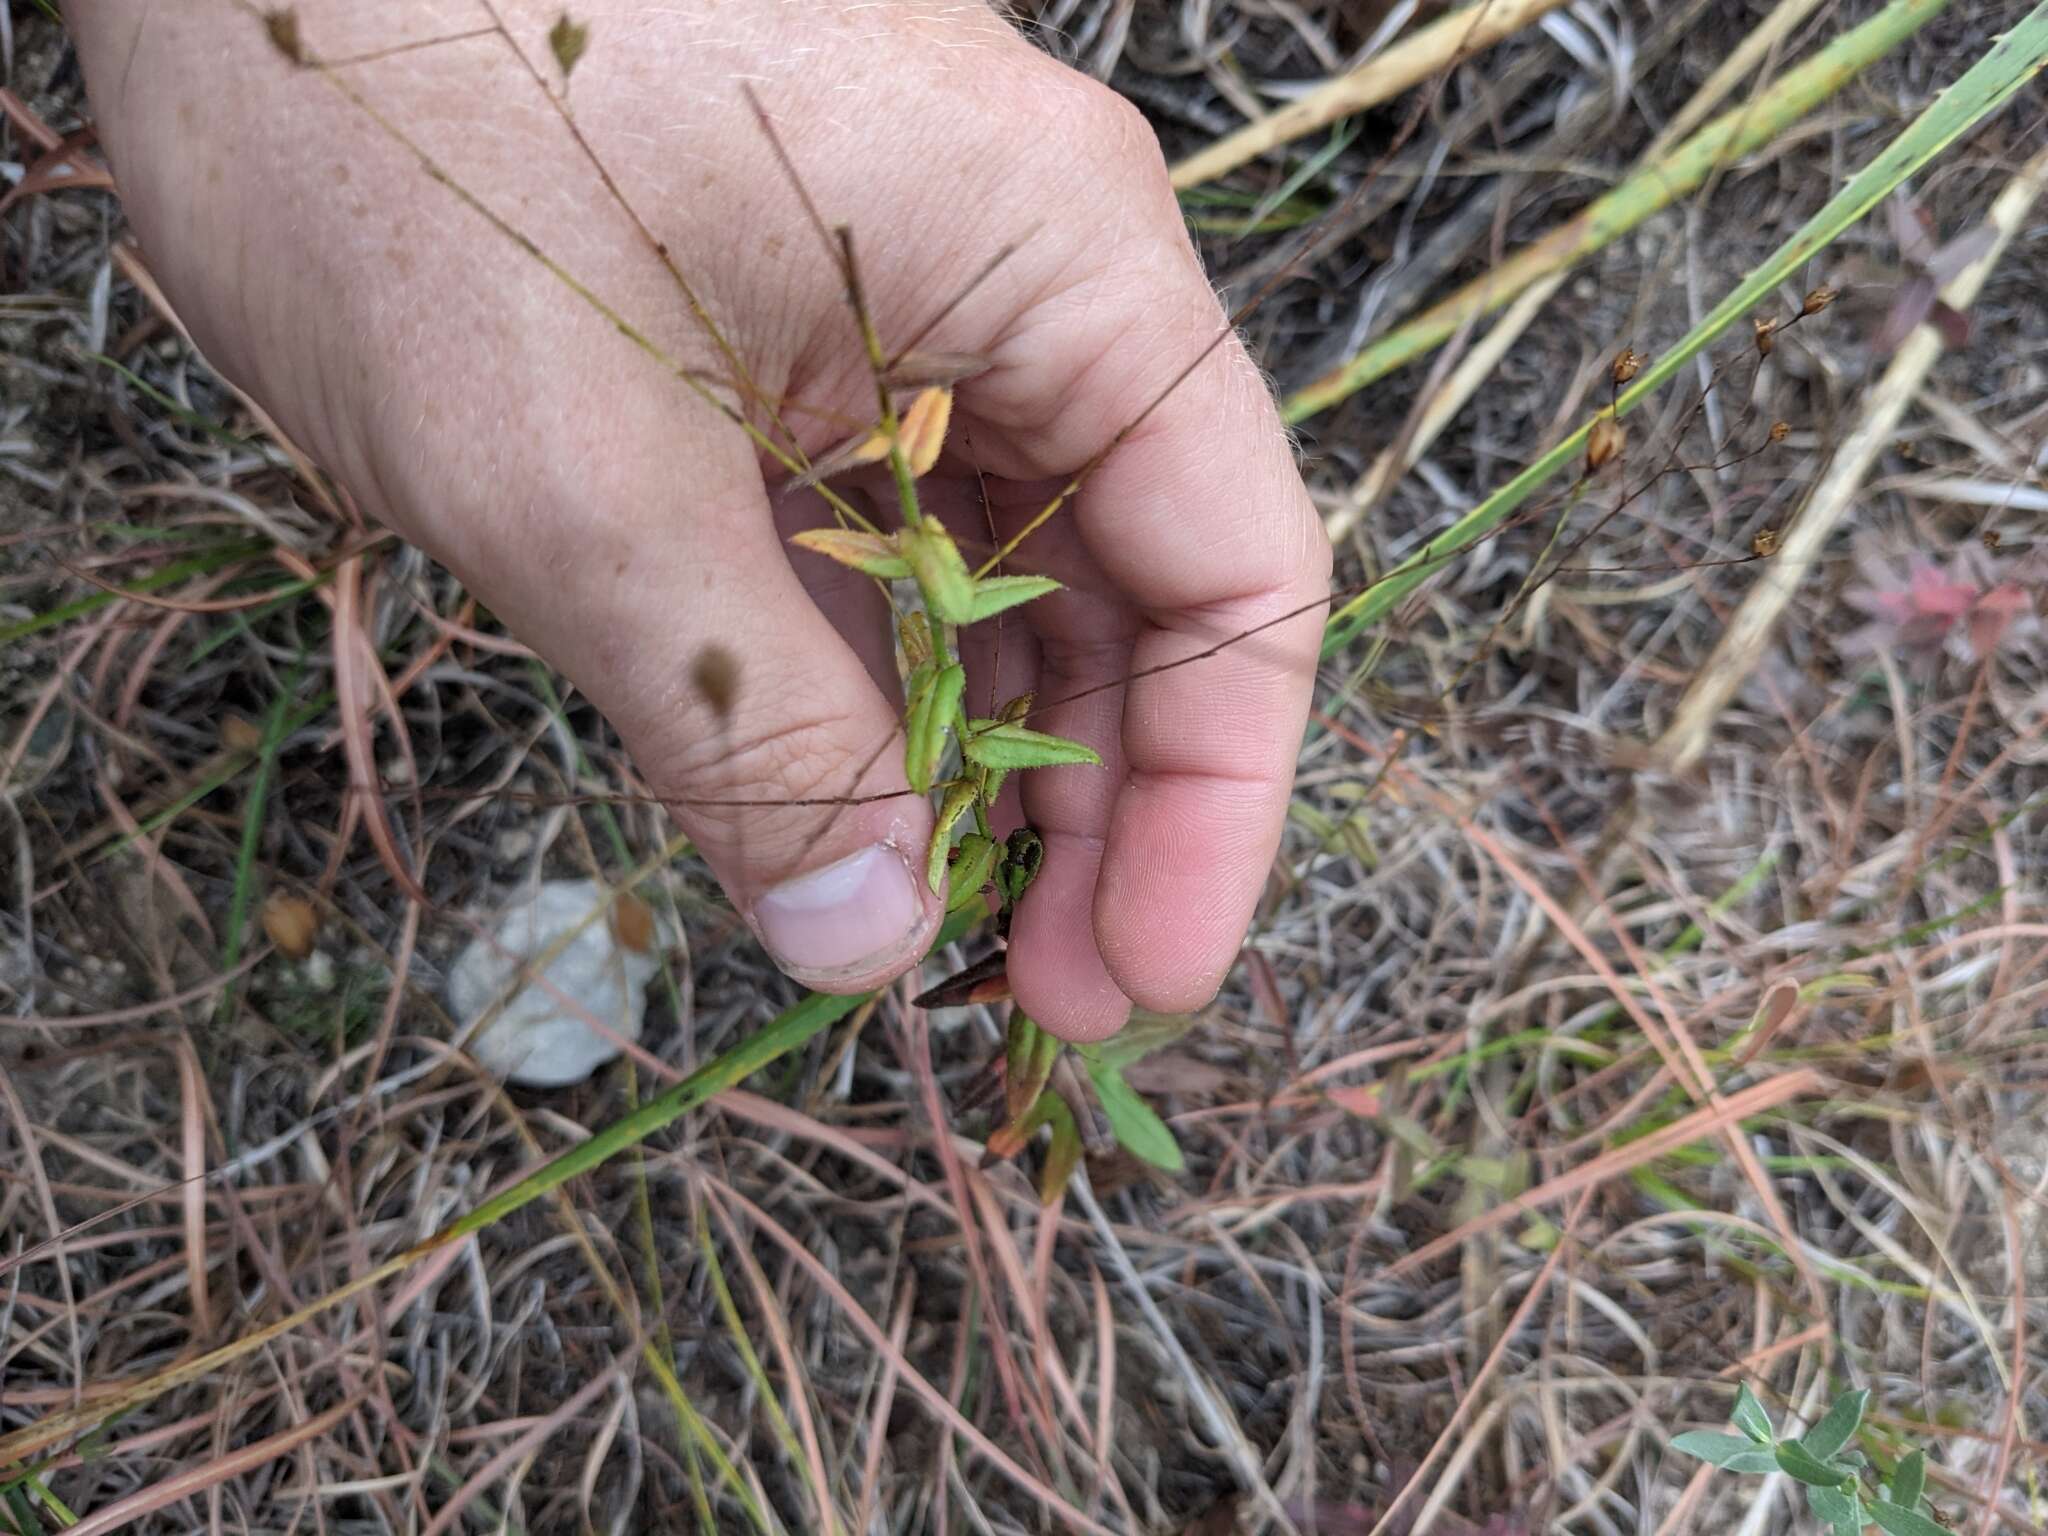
[5,2,2047,1533]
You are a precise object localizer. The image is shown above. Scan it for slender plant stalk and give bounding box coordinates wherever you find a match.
[1286,0,1952,423]
[1320,0,2048,654]
[1652,136,2048,771]
[1326,0,1832,540]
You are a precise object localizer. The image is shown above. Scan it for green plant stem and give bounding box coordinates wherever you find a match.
[0,541,269,646]
[1285,0,1951,422]
[1320,0,2048,654]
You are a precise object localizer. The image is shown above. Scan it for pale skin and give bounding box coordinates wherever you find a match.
[66,0,1332,1042]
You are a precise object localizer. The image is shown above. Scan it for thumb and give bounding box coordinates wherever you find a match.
[576,481,943,995]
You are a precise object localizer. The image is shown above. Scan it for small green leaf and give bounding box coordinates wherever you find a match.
[1807,1482,1864,1534]
[1775,1440,1852,1488]
[1732,1383,1774,1444]
[945,835,999,912]
[901,518,976,626]
[1084,1060,1183,1171]
[962,721,1102,772]
[1801,1389,1869,1462]
[1871,1501,1948,1536]
[968,574,1062,623]
[1672,1432,1777,1469]
[1092,1011,1195,1074]
[548,12,589,77]
[1889,1449,1926,1511]
[904,663,965,794]
[790,527,911,580]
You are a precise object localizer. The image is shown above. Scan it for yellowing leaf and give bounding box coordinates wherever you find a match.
[790,527,910,580]
[898,387,953,478]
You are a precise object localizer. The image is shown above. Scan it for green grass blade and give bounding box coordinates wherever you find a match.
[216,663,304,1024]
[1318,0,2048,655]
[0,907,985,1469]
[0,541,268,646]
[1286,0,1950,421]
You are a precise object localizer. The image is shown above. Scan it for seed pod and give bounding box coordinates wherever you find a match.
[1801,284,1837,316]
[261,891,320,960]
[896,387,954,479]
[1611,348,1643,385]
[1751,528,1781,558]
[1769,420,1790,443]
[548,14,590,78]
[898,614,933,671]
[264,8,306,64]
[610,892,657,954]
[1753,316,1777,357]
[1586,414,1626,473]
[1982,530,2001,552]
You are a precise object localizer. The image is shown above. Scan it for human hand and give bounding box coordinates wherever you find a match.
[67,0,1331,1041]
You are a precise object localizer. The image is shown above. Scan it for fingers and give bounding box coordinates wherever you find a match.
[1079,347,1329,1011]
[640,519,943,994]
[1006,624,1139,1043]
[967,226,1332,1024]
[452,407,944,997]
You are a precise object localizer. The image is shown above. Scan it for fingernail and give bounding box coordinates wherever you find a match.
[753,843,922,979]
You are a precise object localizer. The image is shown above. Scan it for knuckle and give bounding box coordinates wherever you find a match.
[649,704,887,847]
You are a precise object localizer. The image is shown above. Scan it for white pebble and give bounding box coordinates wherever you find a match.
[445,879,659,1087]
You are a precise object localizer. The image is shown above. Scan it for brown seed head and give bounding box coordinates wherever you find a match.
[1611,348,1643,385]
[898,615,933,670]
[1751,528,1781,558]
[1769,420,1790,443]
[548,13,590,78]
[611,892,656,954]
[1752,316,1776,357]
[261,891,320,960]
[264,7,306,64]
[1982,529,2002,552]
[1586,414,1626,473]
[222,715,265,755]
[1801,284,1837,317]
